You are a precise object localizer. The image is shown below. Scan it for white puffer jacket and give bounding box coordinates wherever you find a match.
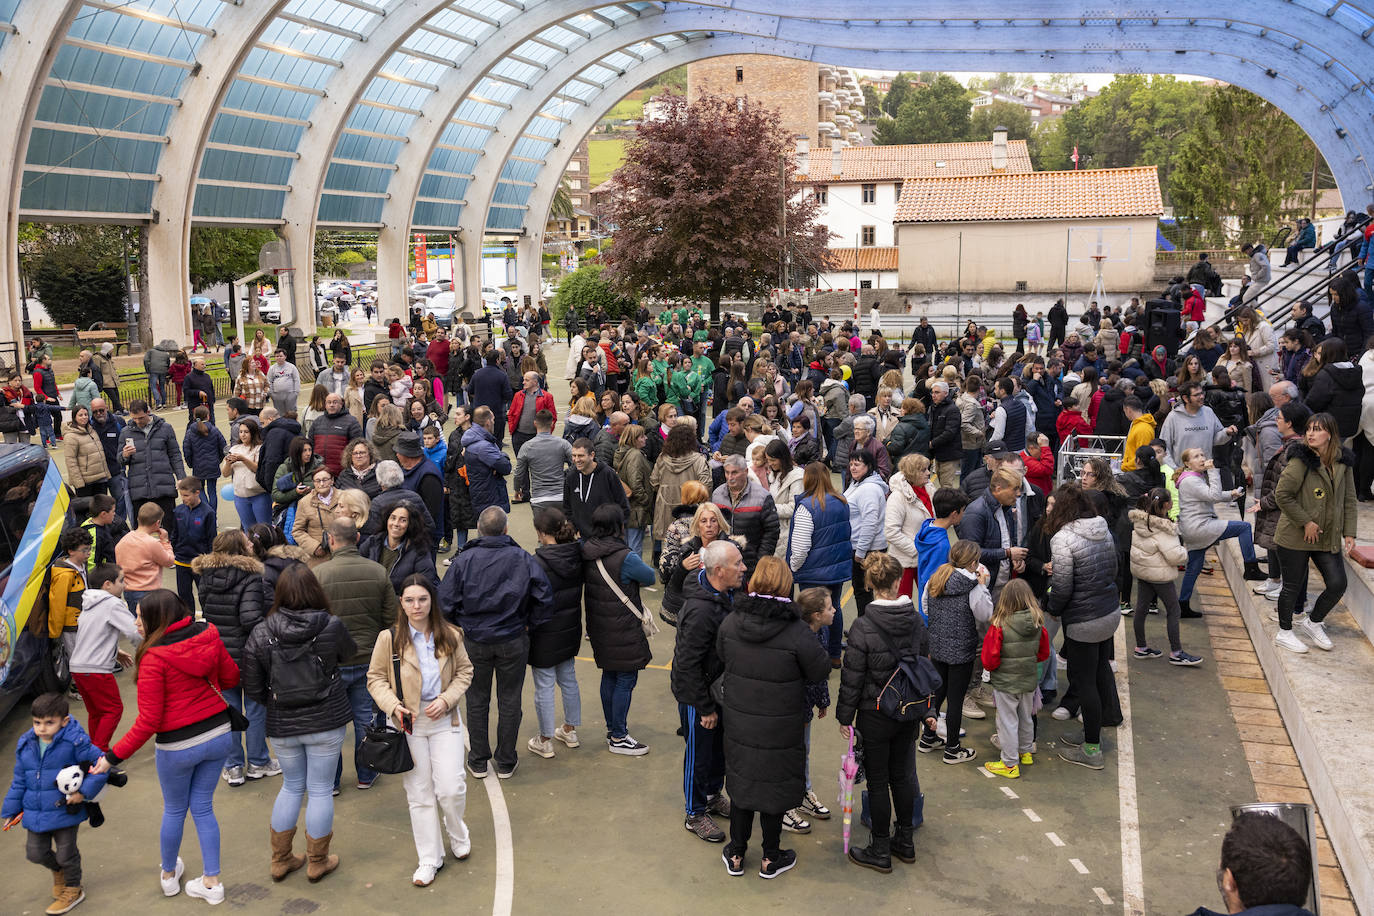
[883,471,936,568]
[1128,509,1188,583]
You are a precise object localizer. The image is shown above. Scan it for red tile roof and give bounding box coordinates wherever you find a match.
[811,141,1033,182]
[824,247,899,272]
[893,166,1164,222]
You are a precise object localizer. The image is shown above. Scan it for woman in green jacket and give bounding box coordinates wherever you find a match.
[272,436,326,507]
[631,358,659,411]
[614,423,654,558]
[1272,412,1357,654]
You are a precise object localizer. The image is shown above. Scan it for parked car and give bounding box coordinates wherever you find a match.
[425,292,457,327]
[409,283,442,299]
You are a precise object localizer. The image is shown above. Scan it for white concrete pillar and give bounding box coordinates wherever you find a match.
[460,232,483,321]
[143,218,194,345]
[277,221,316,336]
[376,223,408,326]
[516,232,544,311]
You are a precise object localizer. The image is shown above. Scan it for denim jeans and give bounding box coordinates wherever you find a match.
[599,669,638,739]
[625,526,648,558]
[334,665,378,788]
[1276,546,1348,629]
[109,470,132,521]
[464,634,529,771]
[221,686,270,769]
[235,492,273,529]
[34,403,55,446]
[155,730,234,875]
[1039,616,1060,697]
[149,373,167,408]
[532,658,581,738]
[1180,520,1257,601]
[273,726,346,838]
[124,590,152,613]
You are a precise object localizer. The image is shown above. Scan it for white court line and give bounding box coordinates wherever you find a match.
[482,776,515,916]
[1046,832,1066,847]
[1070,857,1090,875]
[1113,626,1145,916]
[1095,887,1115,906]
[1000,786,1019,799]
[1022,808,1042,823]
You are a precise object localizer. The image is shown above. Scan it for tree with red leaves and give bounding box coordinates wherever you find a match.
[597,93,830,323]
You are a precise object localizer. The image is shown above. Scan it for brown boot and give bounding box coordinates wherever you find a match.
[51,870,63,899]
[305,833,339,882]
[46,886,84,914]
[270,827,306,881]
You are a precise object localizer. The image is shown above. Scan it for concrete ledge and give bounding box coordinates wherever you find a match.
[1218,539,1374,914]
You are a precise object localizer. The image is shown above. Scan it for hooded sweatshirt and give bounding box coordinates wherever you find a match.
[1120,413,1158,471]
[914,518,954,621]
[844,471,889,557]
[69,589,140,674]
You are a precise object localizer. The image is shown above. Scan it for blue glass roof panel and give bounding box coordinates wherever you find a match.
[317,193,384,224]
[485,205,523,231]
[36,85,176,135]
[491,182,531,206]
[361,78,432,113]
[66,11,203,63]
[324,162,393,195]
[418,173,470,200]
[333,133,403,164]
[208,113,306,152]
[345,105,415,138]
[199,149,295,186]
[21,170,155,214]
[192,184,287,221]
[223,80,319,121]
[438,123,491,151]
[239,47,337,93]
[426,148,481,176]
[282,0,378,35]
[412,200,463,229]
[26,127,163,173]
[50,44,189,96]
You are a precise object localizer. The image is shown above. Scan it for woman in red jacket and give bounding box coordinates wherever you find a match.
[93,590,239,905]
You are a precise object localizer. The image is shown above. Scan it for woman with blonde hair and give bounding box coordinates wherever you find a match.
[333,487,370,532]
[788,462,851,664]
[367,574,473,887]
[662,502,733,625]
[562,393,601,443]
[371,402,406,462]
[650,423,711,552]
[868,386,900,442]
[344,368,366,425]
[1236,306,1279,381]
[884,452,936,597]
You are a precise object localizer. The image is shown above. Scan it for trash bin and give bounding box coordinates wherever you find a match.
[1230,803,1320,914]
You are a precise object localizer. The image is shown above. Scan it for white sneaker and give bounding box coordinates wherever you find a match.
[1252,580,1282,599]
[161,857,185,897]
[960,695,986,720]
[554,725,580,748]
[245,759,281,779]
[934,715,965,741]
[1275,629,1309,654]
[527,735,554,759]
[184,876,224,905]
[412,864,438,887]
[1109,660,1119,674]
[1296,617,1333,651]
[1051,706,1072,721]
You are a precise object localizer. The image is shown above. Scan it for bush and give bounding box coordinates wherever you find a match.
[30,247,127,328]
[550,263,636,324]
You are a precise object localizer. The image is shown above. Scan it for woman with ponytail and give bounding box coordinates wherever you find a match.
[526,507,585,759]
[918,540,991,766]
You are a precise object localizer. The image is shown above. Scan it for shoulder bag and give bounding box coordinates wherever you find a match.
[206,679,250,731]
[594,557,659,639]
[357,630,415,775]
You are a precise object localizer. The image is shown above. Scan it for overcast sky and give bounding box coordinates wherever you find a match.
[851,71,1208,90]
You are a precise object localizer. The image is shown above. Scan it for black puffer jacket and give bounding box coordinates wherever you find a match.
[191,552,265,664]
[443,425,476,533]
[261,544,310,610]
[716,594,829,813]
[257,417,302,493]
[927,397,962,462]
[118,415,185,502]
[529,541,584,669]
[1302,361,1364,439]
[358,533,439,594]
[1047,517,1119,627]
[580,537,650,672]
[1204,383,1247,431]
[240,606,357,738]
[925,569,982,664]
[852,352,881,401]
[670,572,733,715]
[836,597,929,726]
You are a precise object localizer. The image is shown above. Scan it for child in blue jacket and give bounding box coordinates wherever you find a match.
[3,692,109,914]
[173,477,217,610]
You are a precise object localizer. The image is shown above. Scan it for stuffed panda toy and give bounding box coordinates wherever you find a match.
[55,765,84,796]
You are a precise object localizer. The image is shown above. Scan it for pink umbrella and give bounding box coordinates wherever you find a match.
[838,729,858,854]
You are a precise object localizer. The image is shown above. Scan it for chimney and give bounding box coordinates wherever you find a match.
[831,138,843,178]
[795,138,810,176]
[991,126,1008,172]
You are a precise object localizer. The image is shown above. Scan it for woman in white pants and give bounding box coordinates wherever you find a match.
[368,574,474,887]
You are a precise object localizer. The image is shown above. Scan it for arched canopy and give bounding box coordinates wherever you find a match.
[1,0,1372,342]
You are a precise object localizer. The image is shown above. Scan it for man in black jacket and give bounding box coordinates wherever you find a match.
[363,360,389,413]
[913,317,937,355]
[182,356,216,424]
[672,540,746,843]
[1047,299,1069,350]
[563,438,629,537]
[711,456,779,574]
[255,407,300,493]
[927,381,963,488]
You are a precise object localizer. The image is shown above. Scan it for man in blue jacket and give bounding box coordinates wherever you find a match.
[439,507,553,780]
[461,407,511,515]
[469,351,514,446]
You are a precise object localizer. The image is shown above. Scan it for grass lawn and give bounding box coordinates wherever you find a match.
[588,138,627,186]
[604,97,644,122]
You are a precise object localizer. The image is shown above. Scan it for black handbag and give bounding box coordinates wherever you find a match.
[207,680,249,731]
[871,625,942,724]
[357,631,414,775]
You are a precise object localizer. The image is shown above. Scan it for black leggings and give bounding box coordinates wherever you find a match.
[727,806,783,859]
[856,710,918,839]
[1062,635,1116,745]
[851,558,874,617]
[1276,546,1347,629]
[929,659,973,750]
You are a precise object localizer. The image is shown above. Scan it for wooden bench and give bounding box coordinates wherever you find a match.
[75,329,131,356]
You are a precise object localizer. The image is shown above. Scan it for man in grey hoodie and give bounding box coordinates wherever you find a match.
[1159,380,1237,467]
[513,410,572,506]
[143,339,176,410]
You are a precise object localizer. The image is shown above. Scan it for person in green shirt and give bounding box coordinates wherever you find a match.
[632,358,659,410]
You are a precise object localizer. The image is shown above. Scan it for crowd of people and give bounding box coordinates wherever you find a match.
[5,271,1366,911]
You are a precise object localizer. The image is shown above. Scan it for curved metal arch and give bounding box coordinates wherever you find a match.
[466,21,1374,250]
[1,0,92,342]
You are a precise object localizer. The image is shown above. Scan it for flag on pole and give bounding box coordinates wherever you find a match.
[1071,146,1080,169]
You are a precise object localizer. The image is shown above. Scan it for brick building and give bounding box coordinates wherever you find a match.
[687,55,865,148]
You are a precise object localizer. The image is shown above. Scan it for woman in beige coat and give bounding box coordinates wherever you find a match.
[62,405,111,496]
[648,423,711,543]
[367,575,473,888]
[292,466,341,566]
[883,453,937,596]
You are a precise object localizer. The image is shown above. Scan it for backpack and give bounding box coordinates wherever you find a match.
[871,623,941,723]
[265,633,336,708]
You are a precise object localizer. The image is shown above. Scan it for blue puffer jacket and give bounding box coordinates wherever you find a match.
[181,423,227,480]
[461,425,511,515]
[2,717,109,832]
[789,494,851,586]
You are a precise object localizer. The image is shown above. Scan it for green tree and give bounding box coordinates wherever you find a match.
[860,84,884,121]
[187,227,278,292]
[873,75,973,145]
[598,93,829,322]
[969,101,1033,143]
[551,178,575,221]
[882,73,912,118]
[549,263,636,324]
[1169,86,1316,245]
[30,243,127,328]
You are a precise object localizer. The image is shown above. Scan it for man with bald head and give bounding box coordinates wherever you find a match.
[310,390,363,476]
